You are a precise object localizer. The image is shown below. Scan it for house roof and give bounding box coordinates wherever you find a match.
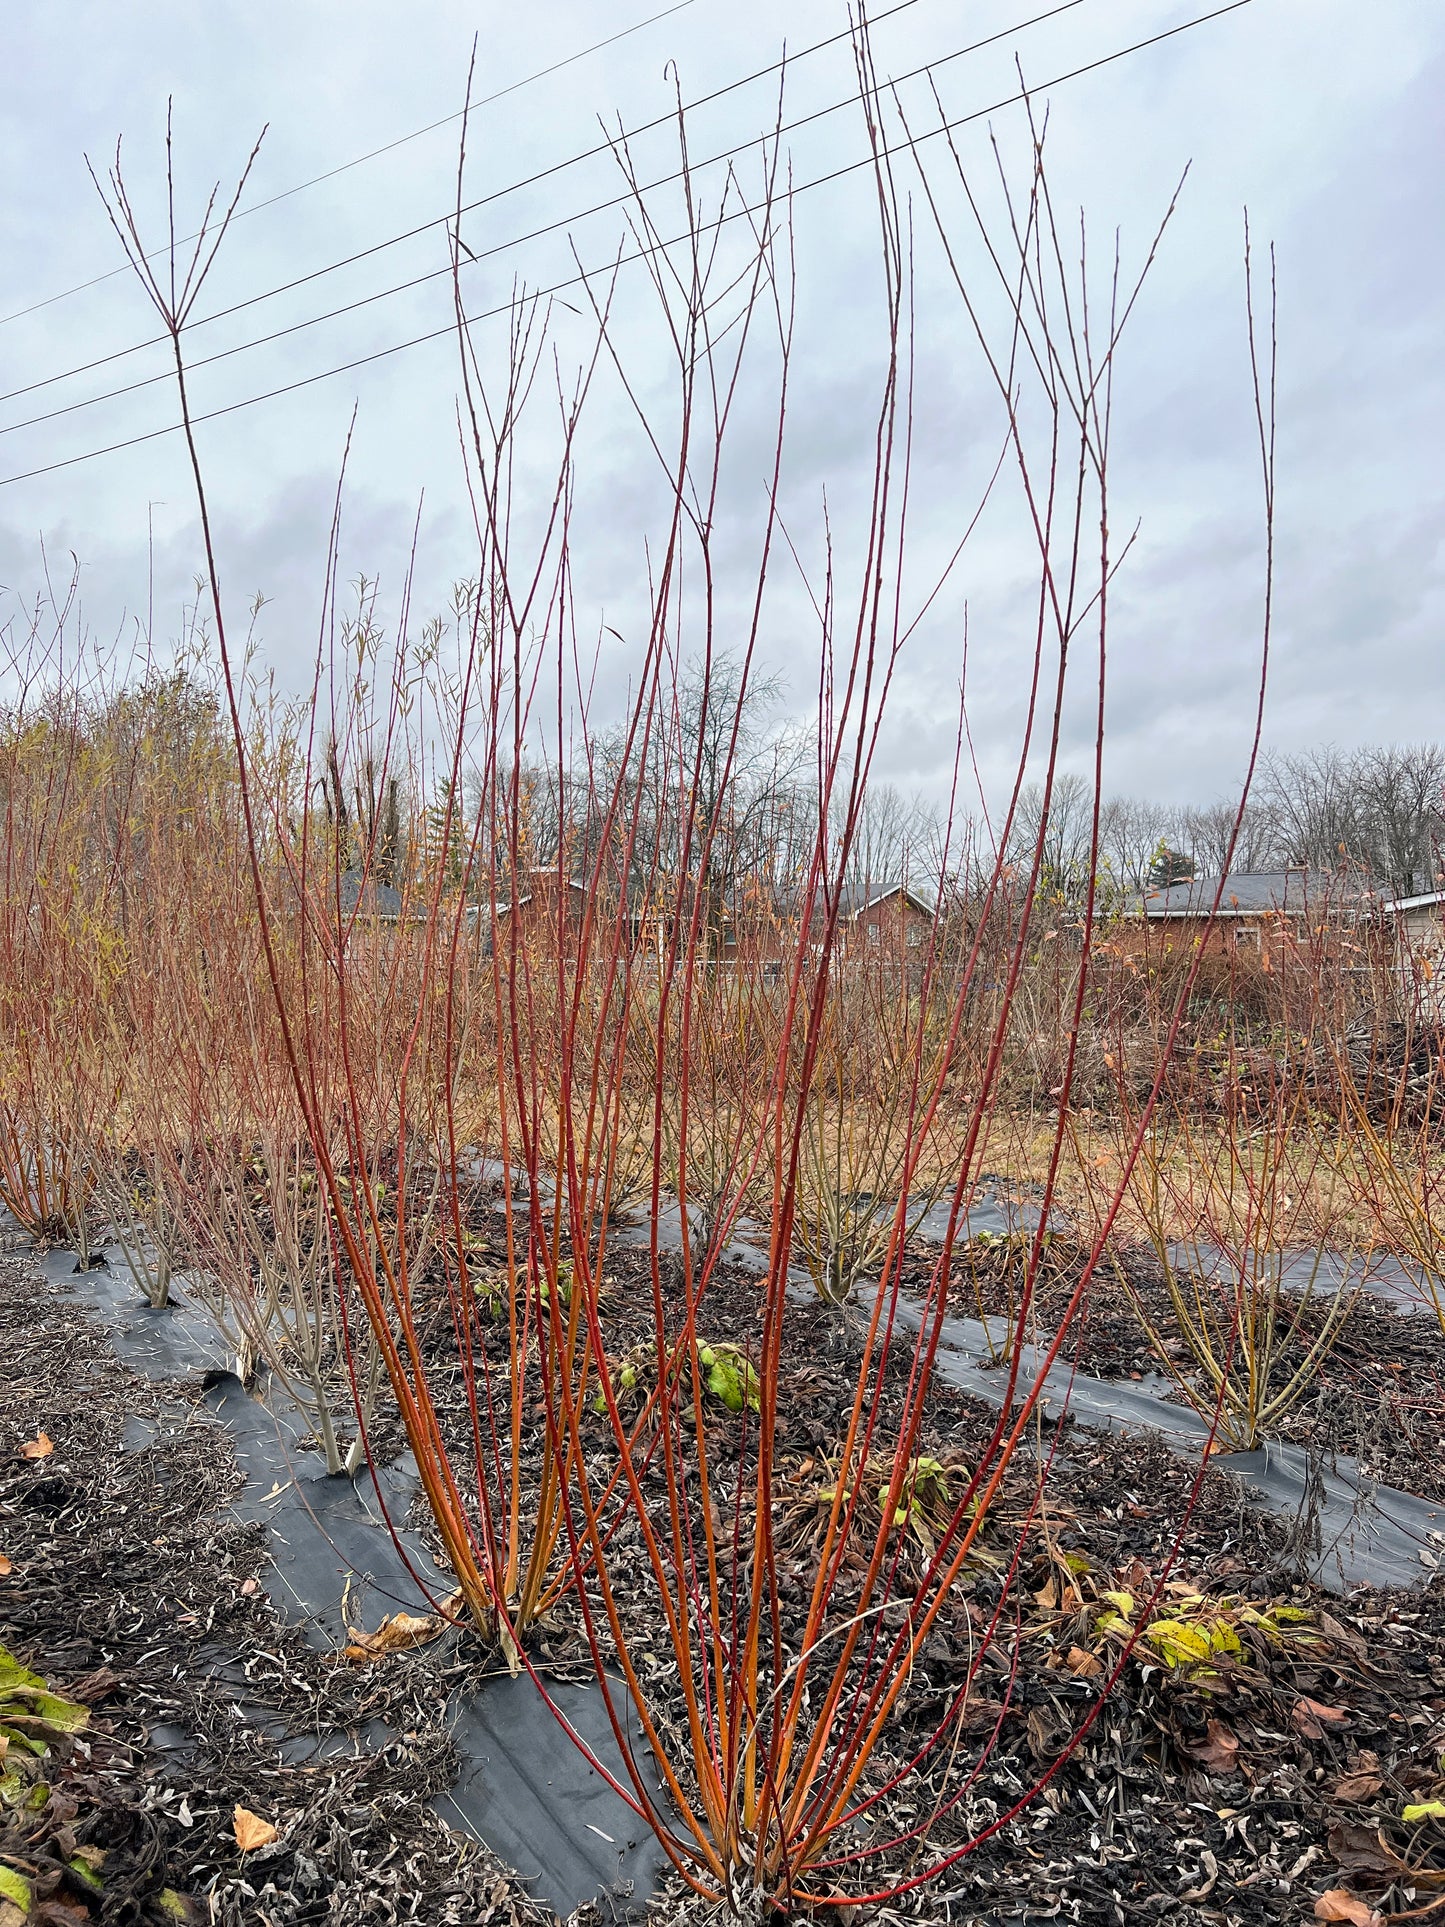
[1385,888,1445,915]
[486,869,590,915]
[337,870,408,920]
[1131,870,1376,919]
[837,884,935,921]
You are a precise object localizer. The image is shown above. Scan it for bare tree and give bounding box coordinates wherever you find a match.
[1352,743,1445,896]
[600,651,812,954]
[1254,746,1364,872]
[1178,798,1281,877]
[834,780,939,905]
[1008,772,1098,904]
[1099,794,1178,895]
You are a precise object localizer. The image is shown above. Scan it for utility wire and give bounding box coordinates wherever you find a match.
[0,0,702,330]
[0,0,936,409]
[0,0,1083,442]
[0,0,1256,493]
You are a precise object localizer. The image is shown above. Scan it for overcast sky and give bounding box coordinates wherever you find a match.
[1,0,1441,817]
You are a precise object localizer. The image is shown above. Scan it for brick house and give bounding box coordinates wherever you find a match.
[838,885,934,957]
[481,867,589,957]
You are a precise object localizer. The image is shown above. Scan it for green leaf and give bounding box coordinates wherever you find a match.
[698,1343,760,1414]
[66,1849,105,1894]
[0,1646,88,1754]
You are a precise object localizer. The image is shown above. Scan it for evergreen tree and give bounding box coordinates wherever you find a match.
[1147,842,1194,889]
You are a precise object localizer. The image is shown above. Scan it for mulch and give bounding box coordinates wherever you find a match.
[5,1190,1445,1926]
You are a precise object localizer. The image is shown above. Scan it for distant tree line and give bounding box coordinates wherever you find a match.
[41,656,1436,929]
[1007,744,1445,905]
[491,721,1445,926]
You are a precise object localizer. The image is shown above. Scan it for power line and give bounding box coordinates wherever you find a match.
[0,0,702,330]
[0,0,1256,494]
[0,0,1083,444]
[0,0,935,411]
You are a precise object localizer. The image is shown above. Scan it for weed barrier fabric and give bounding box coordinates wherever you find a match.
[1167,1238,1434,1316]
[441,1676,672,1922]
[59,1250,669,1922]
[42,1249,231,1379]
[46,1220,1445,1903]
[886,1297,1445,1591]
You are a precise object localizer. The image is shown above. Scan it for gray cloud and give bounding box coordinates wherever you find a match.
[2,0,1441,822]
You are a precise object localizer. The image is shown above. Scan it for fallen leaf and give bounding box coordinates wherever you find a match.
[239,1577,259,1596]
[1066,1644,1103,1678]
[1186,1718,1240,1774]
[67,1666,120,1704]
[1314,1891,1382,1926]
[0,1556,10,1578]
[233,1806,278,1852]
[1317,1613,1369,1663]
[1180,1847,1220,1901]
[956,1695,1006,1734]
[343,1609,444,1664]
[1334,1753,1384,1804]
[1403,1800,1445,1825]
[19,1433,53,1461]
[1327,1821,1406,1880]
[1033,1576,1058,1610]
[1293,1696,1351,1740]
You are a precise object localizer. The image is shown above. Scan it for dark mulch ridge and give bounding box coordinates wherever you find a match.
[0,1238,554,1926]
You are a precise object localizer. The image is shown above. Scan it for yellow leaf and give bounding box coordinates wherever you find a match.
[1142,1617,1214,1668]
[233,1806,278,1852]
[1403,1799,1445,1824]
[19,1434,52,1461]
